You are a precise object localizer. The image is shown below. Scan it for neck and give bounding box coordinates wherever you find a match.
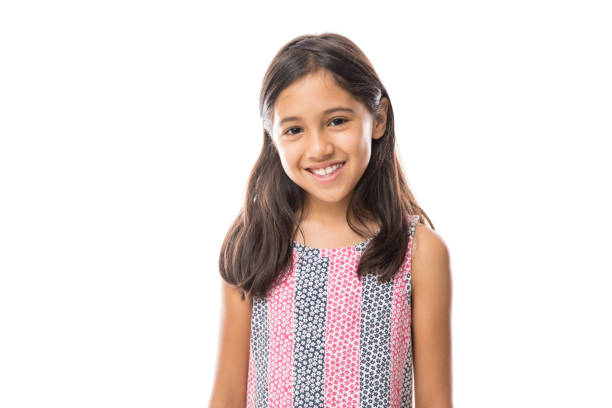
[302,193,351,226]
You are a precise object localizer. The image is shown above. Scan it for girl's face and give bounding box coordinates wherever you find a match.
[269,69,387,214]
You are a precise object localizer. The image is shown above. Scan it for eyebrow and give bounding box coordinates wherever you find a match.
[278,107,355,126]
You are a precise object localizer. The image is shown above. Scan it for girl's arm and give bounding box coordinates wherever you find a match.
[411,223,454,408]
[208,280,252,408]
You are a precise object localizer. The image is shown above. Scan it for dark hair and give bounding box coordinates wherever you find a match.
[219,32,434,301]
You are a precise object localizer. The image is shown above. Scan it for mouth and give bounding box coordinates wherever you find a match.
[306,161,346,181]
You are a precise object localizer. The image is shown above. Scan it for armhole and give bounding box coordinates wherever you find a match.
[406,214,420,305]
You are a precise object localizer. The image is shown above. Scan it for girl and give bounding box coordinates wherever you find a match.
[210,33,452,408]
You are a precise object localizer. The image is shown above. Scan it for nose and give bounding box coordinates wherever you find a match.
[306,129,334,158]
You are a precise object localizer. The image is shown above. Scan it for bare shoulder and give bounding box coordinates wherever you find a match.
[222,279,253,310]
[412,222,451,284]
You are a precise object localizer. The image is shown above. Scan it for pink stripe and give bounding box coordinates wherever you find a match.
[322,246,362,407]
[267,251,299,407]
[246,340,255,408]
[389,214,417,407]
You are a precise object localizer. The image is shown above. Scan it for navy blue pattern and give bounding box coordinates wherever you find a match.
[292,248,329,407]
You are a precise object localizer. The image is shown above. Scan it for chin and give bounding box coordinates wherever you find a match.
[307,190,349,203]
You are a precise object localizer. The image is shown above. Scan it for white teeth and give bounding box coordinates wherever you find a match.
[311,162,343,176]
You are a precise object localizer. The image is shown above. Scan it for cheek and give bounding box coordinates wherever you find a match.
[345,134,371,162]
[345,137,372,174]
[277,149,300,177]
[357,144,372,169]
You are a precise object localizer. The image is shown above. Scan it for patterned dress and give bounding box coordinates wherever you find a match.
[247,214,420,408]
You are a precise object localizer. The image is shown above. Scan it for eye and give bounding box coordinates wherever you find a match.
[284,127,301,136]
[329,117,348,126]
[283,118,349,136]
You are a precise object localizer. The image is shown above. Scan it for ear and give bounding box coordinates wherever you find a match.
[372,97,389,140]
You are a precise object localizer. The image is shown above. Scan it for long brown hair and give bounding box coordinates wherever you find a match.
[219,32,434,301]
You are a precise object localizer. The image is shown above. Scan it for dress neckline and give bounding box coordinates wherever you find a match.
[292,229,380,252]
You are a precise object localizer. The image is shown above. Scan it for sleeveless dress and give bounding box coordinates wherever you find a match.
[247,214,420,408]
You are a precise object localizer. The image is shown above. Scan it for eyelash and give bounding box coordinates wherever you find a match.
[284,118,349,136]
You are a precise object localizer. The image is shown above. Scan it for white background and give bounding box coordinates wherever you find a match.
[1,0,610,406]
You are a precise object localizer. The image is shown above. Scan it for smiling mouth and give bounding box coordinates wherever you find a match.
[306,161,346,176]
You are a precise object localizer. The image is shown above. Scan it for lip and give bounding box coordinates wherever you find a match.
[305,160,345,170]
[306,161,345,183]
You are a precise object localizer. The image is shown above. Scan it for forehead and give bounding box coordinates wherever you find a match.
[273,70,363,121]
